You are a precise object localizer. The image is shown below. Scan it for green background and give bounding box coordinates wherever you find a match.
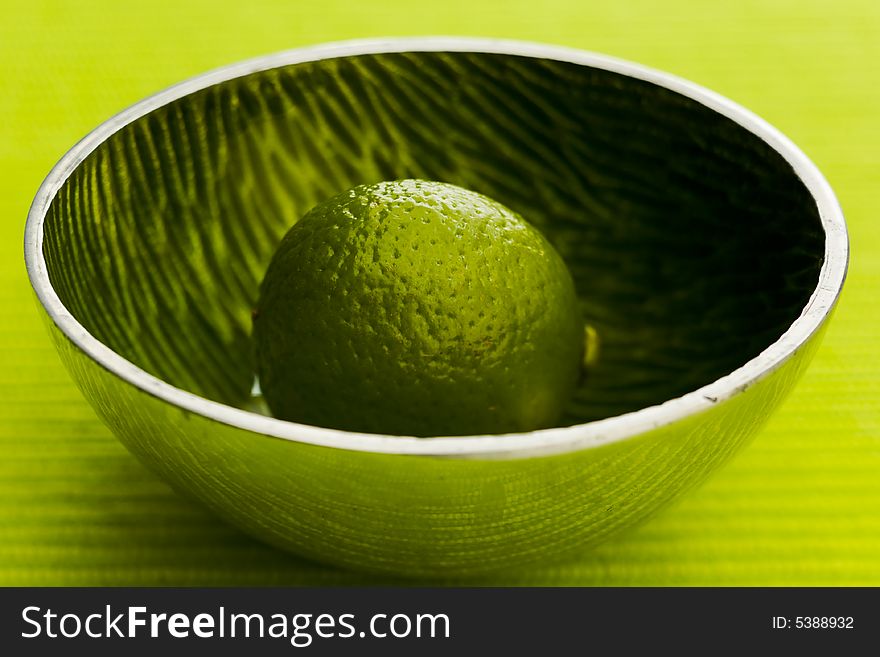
[1,0,877,585]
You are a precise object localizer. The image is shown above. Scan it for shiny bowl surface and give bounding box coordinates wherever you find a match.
[25,38,848,576]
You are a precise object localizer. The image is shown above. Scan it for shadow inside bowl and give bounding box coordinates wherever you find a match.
[41,50,824,426]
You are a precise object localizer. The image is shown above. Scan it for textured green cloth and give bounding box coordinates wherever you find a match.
[1,0,877,586]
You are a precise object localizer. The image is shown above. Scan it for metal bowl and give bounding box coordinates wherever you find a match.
[25,38,848,577]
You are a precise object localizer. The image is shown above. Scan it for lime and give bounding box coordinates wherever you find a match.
[253,179,583,437]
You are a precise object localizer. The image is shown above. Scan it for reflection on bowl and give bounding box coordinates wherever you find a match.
[25,38,847,577]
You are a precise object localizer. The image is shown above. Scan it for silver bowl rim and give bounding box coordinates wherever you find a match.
[24,37,849,459]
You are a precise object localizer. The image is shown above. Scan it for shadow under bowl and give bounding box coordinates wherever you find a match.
[25,38,847,577]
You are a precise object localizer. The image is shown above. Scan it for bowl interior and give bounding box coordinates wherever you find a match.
[41,50,825,427]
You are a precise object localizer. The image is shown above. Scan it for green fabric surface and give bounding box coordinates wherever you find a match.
[1,0,877,586]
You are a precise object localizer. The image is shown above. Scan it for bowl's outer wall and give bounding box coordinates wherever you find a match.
[41,301,829,576]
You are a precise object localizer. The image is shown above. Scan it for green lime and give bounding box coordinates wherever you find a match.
[253,179,583,437]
